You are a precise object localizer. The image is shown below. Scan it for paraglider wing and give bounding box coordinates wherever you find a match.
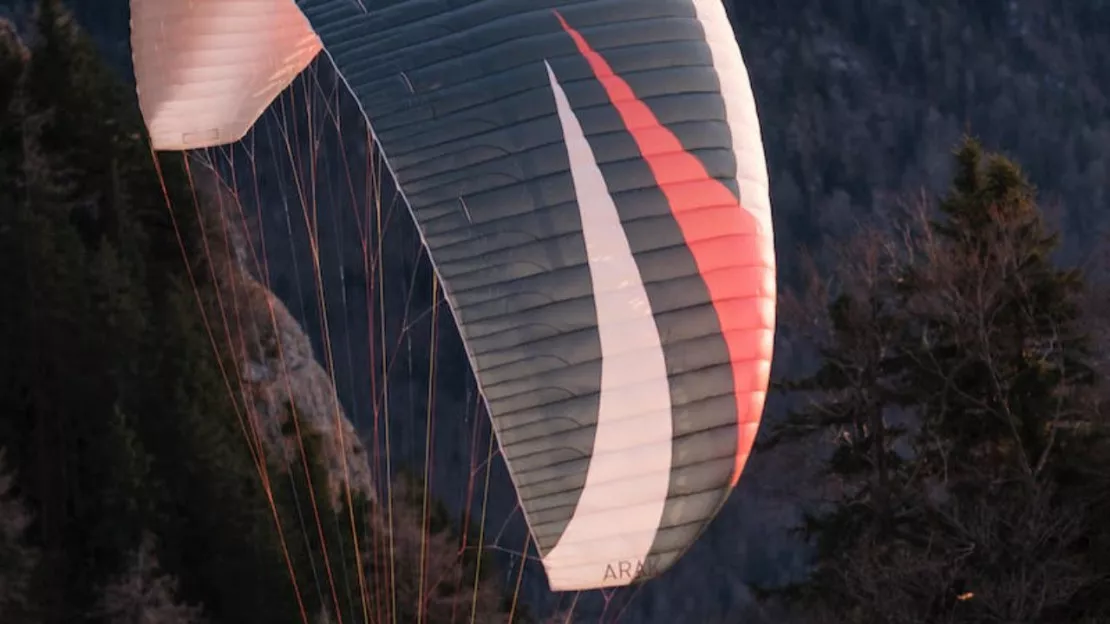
[130,0,322,150]
[292,0,776,591]
[132,0,776,592]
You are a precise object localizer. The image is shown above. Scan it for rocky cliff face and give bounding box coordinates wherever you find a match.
[179,166,377,507]
[235,263,374,507]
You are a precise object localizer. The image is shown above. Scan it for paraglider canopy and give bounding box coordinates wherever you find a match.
[131,0,776,592]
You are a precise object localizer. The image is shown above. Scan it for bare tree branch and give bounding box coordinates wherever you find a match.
[92,532,207,624]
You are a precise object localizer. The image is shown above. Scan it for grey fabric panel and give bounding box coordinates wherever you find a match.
[526,431,734,543]
[295,0,745,568]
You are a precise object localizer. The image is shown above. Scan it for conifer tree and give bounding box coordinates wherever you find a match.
[272,431,372,624]
[898,137,1095,488]
[142,283,301,623]
[0,18,31,473]
[765,138,1106,623]
[25,0,124,184]
[0,448,40,623]
[82,405,150,583]
[0,19,26,116]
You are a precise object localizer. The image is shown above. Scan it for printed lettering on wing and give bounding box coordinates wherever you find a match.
[602,558,658,582]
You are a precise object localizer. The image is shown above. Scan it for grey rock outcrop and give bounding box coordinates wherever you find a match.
[235,267,374,507]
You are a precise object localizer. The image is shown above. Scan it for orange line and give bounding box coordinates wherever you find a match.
[148,149,310,624]
[273,81,348,622]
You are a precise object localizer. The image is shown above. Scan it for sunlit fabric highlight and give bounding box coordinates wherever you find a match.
[130,0,322,150]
